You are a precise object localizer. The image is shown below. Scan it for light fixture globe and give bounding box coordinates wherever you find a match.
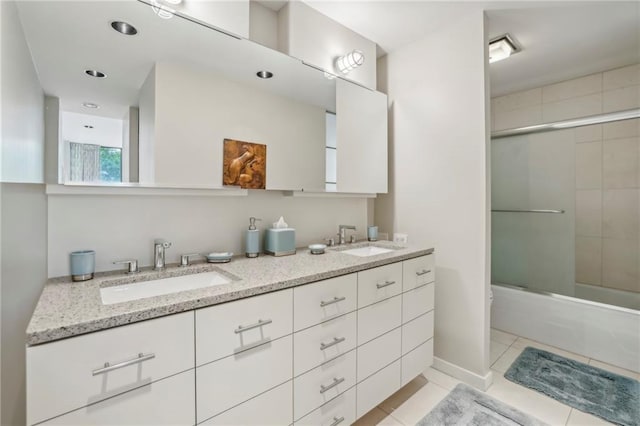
[151,0,176,19]
[335,50,365,75]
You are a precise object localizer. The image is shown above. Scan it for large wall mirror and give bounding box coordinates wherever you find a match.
[17,0,345,191]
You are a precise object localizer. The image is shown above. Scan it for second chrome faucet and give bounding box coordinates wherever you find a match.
[338,225,357,245]
[154,238,172,270]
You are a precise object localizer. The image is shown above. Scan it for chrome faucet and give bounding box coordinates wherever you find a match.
[338,225,356,245]
[153,238,172,270]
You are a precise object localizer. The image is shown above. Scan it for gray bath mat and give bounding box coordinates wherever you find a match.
[505,347,640,426]
[417,383,548,426]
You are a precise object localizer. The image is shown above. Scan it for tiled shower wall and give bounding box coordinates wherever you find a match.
[492,63,640,303]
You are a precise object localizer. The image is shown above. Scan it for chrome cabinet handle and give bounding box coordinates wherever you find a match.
[234,319,272,334]
[376,280,396,289]
[416,269,431,276]
[329,416,345,426]
[320,337,346,351]
[320,296,346,307]
[320,377,345,394]
[92,352,155,376]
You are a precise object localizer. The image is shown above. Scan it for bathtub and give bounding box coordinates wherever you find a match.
[491,284,640,373]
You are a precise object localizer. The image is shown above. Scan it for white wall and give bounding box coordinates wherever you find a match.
[47,191,369,277]
[138,67,156,184]
[173,0,249,39]
[375,10,492,387]
[1,1,44,183]
[1,184,47,426]
[249,1,278,50]
[44,96,61,184]
[278,1,377,90]
[153,61,325,190]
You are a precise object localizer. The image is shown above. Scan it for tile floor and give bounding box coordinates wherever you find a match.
[353,328,640,426]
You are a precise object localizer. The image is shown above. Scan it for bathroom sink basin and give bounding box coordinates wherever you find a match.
[100,271,231,305]
[340,246,394,257]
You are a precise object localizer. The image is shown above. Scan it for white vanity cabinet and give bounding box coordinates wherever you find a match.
[195,289,294,424]
[26,312,195,425]
[27,253,435,426]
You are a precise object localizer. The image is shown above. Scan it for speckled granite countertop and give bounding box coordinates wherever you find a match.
[27,241,433,346]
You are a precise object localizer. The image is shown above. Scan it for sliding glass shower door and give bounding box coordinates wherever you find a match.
[491,118,640,311]
[492,128,576,296]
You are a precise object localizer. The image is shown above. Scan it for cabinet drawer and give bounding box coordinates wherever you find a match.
[27,312,194,426]
[357,328,401,382]
[294,312,356,376]
[402,311,434,355]
[196,335,293,423]
[356,359,401,418]
[294,274,357,331]
[357,263,403,308]
[402,255,435,291]
[201,381,292,426]
[196,289,292,365]
[293,350,356,421]
[357,294,401,345]
[295,387,356,426]
[402,282,434,323]
[401,339,433,387]
[42,370,194,425]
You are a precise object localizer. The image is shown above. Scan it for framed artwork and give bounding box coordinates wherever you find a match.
[223,139,266,189]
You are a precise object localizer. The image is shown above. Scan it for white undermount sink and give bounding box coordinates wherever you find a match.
[100,271,231,305]
[340,246,394,257]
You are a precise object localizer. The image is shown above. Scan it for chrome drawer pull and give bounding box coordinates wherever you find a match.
[320,296,346,307]
[234,319,273,334]
[320,336,346,351]
[416,269,431,276]
[376,280,396,289]
[329,416,345,426]
[320,377,345,394]
[92,353,155,376]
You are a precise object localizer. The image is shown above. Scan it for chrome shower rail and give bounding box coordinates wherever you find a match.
[492,209,565,214]
[491,108,640,139]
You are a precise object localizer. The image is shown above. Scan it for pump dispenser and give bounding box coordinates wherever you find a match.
[245,217,261,258]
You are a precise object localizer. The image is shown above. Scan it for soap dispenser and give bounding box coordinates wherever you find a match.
[245,217,261,258]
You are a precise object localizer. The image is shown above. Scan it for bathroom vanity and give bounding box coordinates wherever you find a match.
[26,242,434,425]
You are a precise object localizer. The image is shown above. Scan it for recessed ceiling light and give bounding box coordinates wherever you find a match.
[82,102,99,109]
[85,69,107,78]
[84,125,94,129]
[256,70,273,79]
[489,34,520,64]
[110,21,138,36]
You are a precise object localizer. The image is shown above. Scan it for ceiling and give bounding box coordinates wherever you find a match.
[16,1,336,120]
[296,0,640,96]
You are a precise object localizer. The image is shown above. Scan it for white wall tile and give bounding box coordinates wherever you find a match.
[494,105,543,131]
[576,190,602,236]
[603,64,640,91]
[493,88,541,113]
[574,124,602,143]
[576,236,602,286]
[542,73,602,104]
[602,238,639,293]
[575,142,602,189]
[542,93,602,122]
[602,189,639,239]
[603,137,639,188]
[603,118,640,139]
[603,86,640,113]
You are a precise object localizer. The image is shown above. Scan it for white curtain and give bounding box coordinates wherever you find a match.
[69,142,100,182]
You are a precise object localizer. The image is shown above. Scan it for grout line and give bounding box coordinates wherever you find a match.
[565,408,574,426]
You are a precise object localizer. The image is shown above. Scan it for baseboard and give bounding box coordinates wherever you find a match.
[432,357,493,391]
